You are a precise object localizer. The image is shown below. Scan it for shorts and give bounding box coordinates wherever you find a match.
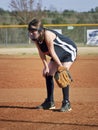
[51,45,77,62]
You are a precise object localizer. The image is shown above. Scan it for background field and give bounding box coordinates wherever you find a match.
[0,47,98,130]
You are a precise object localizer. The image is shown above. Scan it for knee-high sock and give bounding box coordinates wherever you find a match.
[62,85,69,102]
[45,75,54,102]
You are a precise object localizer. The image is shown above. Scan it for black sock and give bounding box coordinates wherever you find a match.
[62,85,69,102]
[45,75,54,102]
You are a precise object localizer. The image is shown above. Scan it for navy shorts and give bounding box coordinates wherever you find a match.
[51,45,77,62]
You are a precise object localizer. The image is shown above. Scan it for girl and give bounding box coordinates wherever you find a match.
[28,19,77,112]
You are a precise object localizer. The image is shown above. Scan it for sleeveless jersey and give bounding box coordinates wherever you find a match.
[37,29,77,62]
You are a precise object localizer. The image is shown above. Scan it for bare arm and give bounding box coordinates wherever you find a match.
[45,30,62,67]
[35,42,48,69]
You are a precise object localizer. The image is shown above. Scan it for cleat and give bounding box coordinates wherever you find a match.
[36,99,55,110]
[60,100,72,112]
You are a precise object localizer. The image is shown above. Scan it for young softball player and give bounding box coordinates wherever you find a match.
[28,19,77,112]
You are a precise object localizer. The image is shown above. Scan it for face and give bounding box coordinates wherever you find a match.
[29,26,40,40]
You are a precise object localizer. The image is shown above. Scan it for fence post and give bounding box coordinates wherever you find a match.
[5,28,8,46]
[84,26,87,45]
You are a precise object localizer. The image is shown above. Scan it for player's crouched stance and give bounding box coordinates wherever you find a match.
[28,19,77,112]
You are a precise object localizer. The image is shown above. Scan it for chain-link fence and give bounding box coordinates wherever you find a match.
[0,24,98,47]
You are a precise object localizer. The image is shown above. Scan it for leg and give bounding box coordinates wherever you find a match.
[62,85,69,102]
[45,60,58,102]
[45,75,54,102]
[61,62,72,102]
[36,61,57,110]
[60,62,73,112]
[36,75,55,110]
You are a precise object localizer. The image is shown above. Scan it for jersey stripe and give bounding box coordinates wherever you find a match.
[54,36,77,61]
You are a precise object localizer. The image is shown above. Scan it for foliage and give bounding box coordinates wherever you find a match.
[0,4,98,24]
[8,0,46,24]
[0,4,98,45]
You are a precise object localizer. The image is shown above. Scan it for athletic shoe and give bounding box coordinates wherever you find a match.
[60,100,72,112]
[36,99,55,110]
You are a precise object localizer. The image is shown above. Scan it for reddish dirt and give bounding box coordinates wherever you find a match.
[0,55,98,130]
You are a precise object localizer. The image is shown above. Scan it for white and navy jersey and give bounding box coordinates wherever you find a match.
[37,29,77,62]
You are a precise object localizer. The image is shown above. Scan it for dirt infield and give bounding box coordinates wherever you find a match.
[0,47,98,130]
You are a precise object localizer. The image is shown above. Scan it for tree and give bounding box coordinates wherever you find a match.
[32,0,46,20]
[95,7,98,12]
[9,0,45,24]
[52,16,66,24]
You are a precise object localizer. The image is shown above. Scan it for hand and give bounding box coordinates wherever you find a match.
[42,67,49,77]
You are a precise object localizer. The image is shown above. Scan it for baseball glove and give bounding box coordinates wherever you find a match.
[54,66,73,88]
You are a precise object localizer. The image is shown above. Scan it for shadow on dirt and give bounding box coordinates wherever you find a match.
[0,105,35,109]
